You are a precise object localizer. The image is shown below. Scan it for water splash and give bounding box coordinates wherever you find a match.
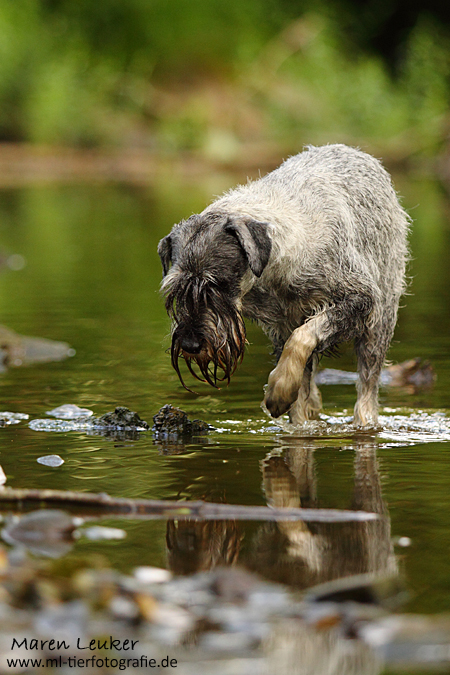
[0,411,29,426]
[216,409,450,445]
[290,410,450,444]
[24,403,450,446]
[46,404,94,419]
[378,410,450,444]
[29,417,97,432]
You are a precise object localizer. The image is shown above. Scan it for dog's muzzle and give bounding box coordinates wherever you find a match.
[170,317,246,392]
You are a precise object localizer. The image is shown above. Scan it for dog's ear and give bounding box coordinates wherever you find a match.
[225,218,272,277]
[157,234,172,277]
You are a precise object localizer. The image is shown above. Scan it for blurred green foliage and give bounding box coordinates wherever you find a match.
[0,0,449,158]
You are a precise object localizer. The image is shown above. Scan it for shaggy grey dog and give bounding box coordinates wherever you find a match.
[158,144,409,426]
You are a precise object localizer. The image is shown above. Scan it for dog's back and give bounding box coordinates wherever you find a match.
[205,144,409,318]
[208,145,408,283]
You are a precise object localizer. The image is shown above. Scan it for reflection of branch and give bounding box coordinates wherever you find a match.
[0,488,378,522]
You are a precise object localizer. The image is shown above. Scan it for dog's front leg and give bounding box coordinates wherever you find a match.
[289,353,322,424]
[264,321,319,419]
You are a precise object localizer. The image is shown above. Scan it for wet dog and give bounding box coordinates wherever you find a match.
[158,144,409,426]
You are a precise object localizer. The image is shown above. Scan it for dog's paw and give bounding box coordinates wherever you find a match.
[263,366,301,418]
[264,394,292,418]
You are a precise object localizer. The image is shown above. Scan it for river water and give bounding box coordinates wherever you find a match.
[0,170,449,669]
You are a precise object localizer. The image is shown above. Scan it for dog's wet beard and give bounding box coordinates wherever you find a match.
[165,278,246,391]
[170,318,246,391]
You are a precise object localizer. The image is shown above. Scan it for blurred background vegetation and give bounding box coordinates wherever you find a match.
[0,0,450,167]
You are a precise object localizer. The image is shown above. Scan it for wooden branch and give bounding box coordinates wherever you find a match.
[0,487,378,522]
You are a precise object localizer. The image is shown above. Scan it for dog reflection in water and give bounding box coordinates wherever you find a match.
[166,440,396,673]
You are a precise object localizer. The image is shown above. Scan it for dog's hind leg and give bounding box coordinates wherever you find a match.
[289,354,322,425]
[353,313,396,427]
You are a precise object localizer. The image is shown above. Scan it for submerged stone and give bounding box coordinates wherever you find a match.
[37,455,65,467]
[2,510,75,558]
[0,324,74,371]
[46,404,94,419]
[315,358,435,390]
[0,411,29,426]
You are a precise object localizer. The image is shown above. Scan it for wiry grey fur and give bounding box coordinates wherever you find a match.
[158,144,410,426]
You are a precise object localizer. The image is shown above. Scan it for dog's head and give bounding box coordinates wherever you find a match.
[158,212,271,390]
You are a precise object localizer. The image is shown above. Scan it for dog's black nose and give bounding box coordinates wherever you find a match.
[180,335,202,354]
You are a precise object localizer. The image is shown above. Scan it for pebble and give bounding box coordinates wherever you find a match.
[79,526,127,541]
[134,566,172,584]
[37,455,64,467]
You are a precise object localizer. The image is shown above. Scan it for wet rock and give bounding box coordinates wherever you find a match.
[96,406,149,431]
[151,603,194,631]
[0,324,74,372]
[382,358,435,389]
[314,369,359,385]
[210,567,261,604]
[152,405,212,437]
[315,358,435,391]
[29,405,150,439]
[304,572,405,610]
[109,594,140,620]
[2,510,75,558]
[135,592,159,621]
[34,600,88,645]
[78,526,127,541]
[37,455,64,467]
[360,613,450,668]
[200,630,259,653]
[0,547,446,674]
[134,566,172,584]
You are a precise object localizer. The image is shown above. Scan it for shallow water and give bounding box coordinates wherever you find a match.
[0,173,449,664]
